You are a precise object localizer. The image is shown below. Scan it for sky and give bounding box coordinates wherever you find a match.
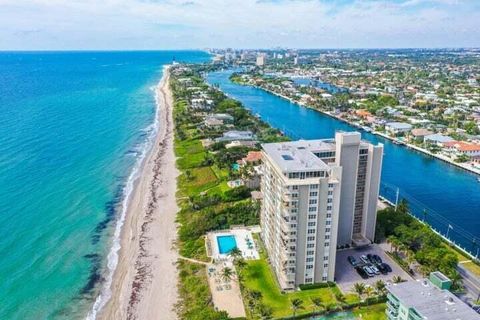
[0,0,479,50]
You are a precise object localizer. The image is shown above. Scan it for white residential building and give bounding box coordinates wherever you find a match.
[256,54,266,67]
[260,132,383,289]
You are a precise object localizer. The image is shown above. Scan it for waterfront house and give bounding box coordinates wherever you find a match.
[409,128,433,143]
[443,141,480,157]
[424,133,454,146]
[385,122,412,136]
[215,130,256,142]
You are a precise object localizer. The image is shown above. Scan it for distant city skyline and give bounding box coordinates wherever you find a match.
[1,0,479,50]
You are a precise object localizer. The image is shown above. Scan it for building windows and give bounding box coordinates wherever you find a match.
[307,229,316,234]
[307,243,315,248]
[305,277,313,283]
[306,265,313,269]
[290,224,297,228]
[328,183,334,188]
[326,220,331,225]
[291,193,298,198]
[307,236,315,241]
[309,191,318,197]
[308,214,316,219]
[309,207,317,212]
[289,239,296,243]
[292,185,299,190]
[327,206,332,211]
[307,250,315,255]
[291,216,297,221]
[306,257,314,262]
[322,276,327,281]
[289,246,296,251]
[325,235,330,240]
[328,191,333,196]
[323,256,329,261]
[291,208,298,214]
[324,263,328,268]
[310,184,318,190]
[326,213,332,218]
[325,228,331,233]
[324,242,330,247]
[327,198,333,203]
[308,222,316,227]
[309,199,317,205]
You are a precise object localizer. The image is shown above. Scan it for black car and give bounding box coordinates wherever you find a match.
[347,256,357,266]
[381,263,392,273]
[377,263,388,275]
[366,254,374,262]
[372,254,382,264]
[355,266,369,279]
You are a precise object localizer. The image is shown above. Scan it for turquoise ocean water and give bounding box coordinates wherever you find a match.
[0,51,209,319]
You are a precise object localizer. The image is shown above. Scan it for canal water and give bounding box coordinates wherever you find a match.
[206,70,480,257]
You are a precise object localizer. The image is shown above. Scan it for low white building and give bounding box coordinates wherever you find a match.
[385,122,412,135]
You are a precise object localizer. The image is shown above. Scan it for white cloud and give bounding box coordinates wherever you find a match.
[0,0,478,49]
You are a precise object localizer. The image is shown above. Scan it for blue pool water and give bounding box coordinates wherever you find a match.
[217,235,238,254]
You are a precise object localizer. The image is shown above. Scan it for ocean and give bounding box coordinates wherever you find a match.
[0,51,209,319]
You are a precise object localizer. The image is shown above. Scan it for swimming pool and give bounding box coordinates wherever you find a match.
[216,235,237,254]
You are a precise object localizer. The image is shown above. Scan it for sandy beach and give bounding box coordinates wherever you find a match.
[99,67,179,320]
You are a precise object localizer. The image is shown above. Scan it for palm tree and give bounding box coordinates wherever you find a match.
[335,292,347,310]
[290,298,304,318]
[392,275,404,284]
[374,280,386,296]
[249,290,262,302]
[387,235,402,254]
[220,267,234,282]
[234,257,247,271]
[229,247,243,260]
[449,270,463,290]
[364,286,375,305]
[257,303,273,320]
[396,198,409,214]
[353,282,366,301]
[310,297,323,314]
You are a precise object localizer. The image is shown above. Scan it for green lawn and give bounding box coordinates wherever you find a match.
[242,258,339,318]
[178,166,219,196]
[352,303,387,320]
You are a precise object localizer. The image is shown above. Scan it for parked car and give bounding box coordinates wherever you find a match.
[367,254,374,262]
[372,254,382,264]
[360,255,370,264]
[363,266,375,277]
[370,264,380,275]
[348,256,357,266]
[381,263,392,273]
[377,263,388,274]
[355,266,369,279]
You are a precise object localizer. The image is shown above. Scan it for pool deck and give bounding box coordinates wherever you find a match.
[207,226,260,261]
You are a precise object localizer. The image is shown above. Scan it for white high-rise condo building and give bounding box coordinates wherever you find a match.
[260,132,383,289]
[256,54,266,67]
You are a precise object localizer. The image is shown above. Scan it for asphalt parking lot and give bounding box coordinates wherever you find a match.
[334,244,411,292]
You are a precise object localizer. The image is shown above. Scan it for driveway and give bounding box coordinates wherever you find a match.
[334,244,412,293]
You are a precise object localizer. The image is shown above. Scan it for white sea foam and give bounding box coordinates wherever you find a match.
[86,67,167,320]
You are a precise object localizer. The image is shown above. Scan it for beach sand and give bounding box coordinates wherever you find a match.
[99,67,179,320]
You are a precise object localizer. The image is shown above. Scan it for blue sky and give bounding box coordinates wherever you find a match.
[0,0,478,50]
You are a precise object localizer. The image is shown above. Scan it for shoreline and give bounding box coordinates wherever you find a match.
[94,66,179,320]
[236,80,480,176]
